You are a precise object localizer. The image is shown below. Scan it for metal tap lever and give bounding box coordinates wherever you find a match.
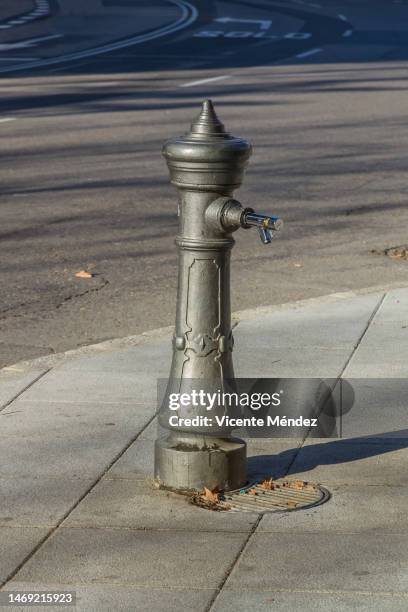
[258,226,273,244]
[206,199,283,244]
[242,209,283,244]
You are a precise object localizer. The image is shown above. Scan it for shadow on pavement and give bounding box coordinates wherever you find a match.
[247,429,408,481]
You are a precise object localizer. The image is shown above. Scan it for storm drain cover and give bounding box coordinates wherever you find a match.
[188,479,330,513]
[220,480,329,513]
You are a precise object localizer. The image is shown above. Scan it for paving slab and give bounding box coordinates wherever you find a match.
[232,293,380,377]
[0,527,49,586]
[338,378,408,439]
[55,336,172,376]
[212,589,408,612]
[0,399,154,482]
[64,478,258,532]
[344,289,408,377]
[0,399,153,439]
[258,484,408,534]
[225,532,408,594]
[287,439,408,486]
[235,293,382,348]
[106,439,155,481]
[0,476,94,527]
[16,369,159,406]
[5,583,216,612]
[343,347,408,377]
[370,288,408,323]
[234,346,351,377]
[12,528,247,589]
[0,422,150,481]
[138,417,161,440]
[245,439,302,481]
[0,369,47,411]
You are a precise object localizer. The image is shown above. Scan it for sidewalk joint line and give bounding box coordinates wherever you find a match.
[0,412,158,590]
[284,291,388,474]
[206,515,262,612]
[0,369,51,415]
[339,291,387,377]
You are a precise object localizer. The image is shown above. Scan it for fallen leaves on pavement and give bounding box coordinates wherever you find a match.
[203,487,219,503]
[75,270,93,279]
[260,478,275,490]
[189,486,231,511]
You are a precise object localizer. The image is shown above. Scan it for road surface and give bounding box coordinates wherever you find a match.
[1,0,408,366]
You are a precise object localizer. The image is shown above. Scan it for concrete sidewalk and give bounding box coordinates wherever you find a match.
[0,287,408,611]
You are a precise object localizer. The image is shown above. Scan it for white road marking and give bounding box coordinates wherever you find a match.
[0,34,62,51]
[343,29,353,37]
[296,47,322,58]
[0,0,198,74]
[0,0,50,31]
[0,117,16,123]
[215,17,272,30]
[180,74,231,87]
[338,14,348,22]
[194,30,312,40]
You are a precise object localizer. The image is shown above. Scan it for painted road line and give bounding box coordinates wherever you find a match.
[338,14,348,22]
[0,118,16,123]
[0,0,198,74]
[0,57,39,61]
[215,17,272,30]
[296,47,322,59]
[180,74,231,87]
[0,0,50,30]
[0,34,63,51]
[343,29,353,37]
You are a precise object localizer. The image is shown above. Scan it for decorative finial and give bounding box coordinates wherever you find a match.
[190,99,226,136]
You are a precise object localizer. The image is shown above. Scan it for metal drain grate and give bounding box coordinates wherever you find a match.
[220,480,329,513]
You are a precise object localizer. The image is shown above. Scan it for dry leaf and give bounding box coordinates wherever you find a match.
[260,478,274,490]
[203,487,219,503]
[248,488,258,495]
[75,270,93,279]
[293,480,306,490]
[190,493,229,511]
[304,484,315,491]
[287,501,297,508]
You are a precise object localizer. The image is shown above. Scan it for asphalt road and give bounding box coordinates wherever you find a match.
[1,0,408,367]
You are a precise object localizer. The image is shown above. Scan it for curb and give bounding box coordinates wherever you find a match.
[2,282,404,374]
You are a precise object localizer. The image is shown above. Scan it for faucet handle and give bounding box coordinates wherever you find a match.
[206,199,283,242]
[241,208,283,244]
[258,226,273,244]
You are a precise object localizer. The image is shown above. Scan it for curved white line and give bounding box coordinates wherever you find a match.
[0,0,198,74]
[0,0,51,31]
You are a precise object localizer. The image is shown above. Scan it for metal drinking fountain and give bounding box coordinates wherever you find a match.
[154,100,282,492]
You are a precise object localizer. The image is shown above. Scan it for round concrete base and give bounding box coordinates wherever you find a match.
[154,434,247,492]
